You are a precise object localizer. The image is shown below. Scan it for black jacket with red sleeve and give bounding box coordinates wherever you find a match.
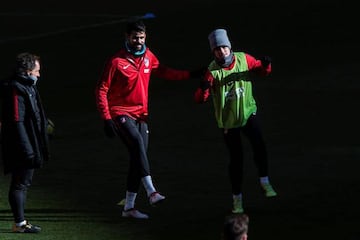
[0,75,50,174]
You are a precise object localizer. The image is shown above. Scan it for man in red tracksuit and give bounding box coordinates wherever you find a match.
[95,20,202,219]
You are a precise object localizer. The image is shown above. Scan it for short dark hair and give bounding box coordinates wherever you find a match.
[126,20,146,34]
[223,214,249,240]
[15,52,40,75]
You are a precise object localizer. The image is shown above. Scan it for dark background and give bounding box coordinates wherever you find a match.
[1,0,359,239]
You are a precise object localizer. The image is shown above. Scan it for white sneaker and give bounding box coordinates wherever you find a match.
[122,208,149,219]
[149,192,165,206]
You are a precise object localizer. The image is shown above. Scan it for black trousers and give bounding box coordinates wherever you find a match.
[115,115,150,193]
[9,168,34,223]
[223,115,268,195]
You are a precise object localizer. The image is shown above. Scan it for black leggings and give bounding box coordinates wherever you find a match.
[9,168,34,223]
[115,115,150,193]
[223,115,268,195]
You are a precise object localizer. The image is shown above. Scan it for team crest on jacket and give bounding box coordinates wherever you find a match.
[144,57,149,68]
[144,57,150,73]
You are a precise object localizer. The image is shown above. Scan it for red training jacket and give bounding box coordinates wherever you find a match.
[96,47,191,121]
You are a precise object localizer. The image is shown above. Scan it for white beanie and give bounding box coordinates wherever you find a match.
[208,29,232,51]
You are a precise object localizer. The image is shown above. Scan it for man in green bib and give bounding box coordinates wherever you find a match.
[194,29,277,213]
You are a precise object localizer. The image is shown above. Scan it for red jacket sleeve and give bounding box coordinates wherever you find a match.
[194,69,212,103]
[245,53,271,76]
[95,59,114,120]
[152,64,191,80]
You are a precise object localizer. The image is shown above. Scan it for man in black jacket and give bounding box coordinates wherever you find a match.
[0,52,50,233]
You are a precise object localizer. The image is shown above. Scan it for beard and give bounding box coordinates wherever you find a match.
[125,41,147,56]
